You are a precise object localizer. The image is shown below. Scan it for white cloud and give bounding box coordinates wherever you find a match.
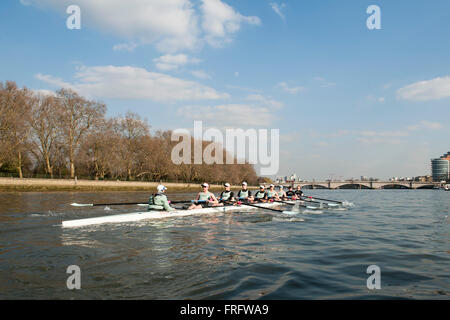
[24,0,260,53]
[397,76,450,101]
[153,54,201,71]
[356,129,411,145]
[35,73,72,88]
[36,65,229,102]
[356,137,403,145]
[113,42,138,52]
[359,130,409,138]
[407,121,442,131]
[366,94,385,103]
[270,2,286,21]
[276,82,305,94]
[26,0,200,52]
[177,92,284,127]
[225,84,262,93]
[315,141,329,147]
[420,121,442,129]
[32,89,56,97]
[201,0,261,47]
[177,104,275,127]
[246,94,283,109]
[191,70,211,80]
[313,77,336,88]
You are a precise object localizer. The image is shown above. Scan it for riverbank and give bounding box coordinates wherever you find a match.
[0,177,250,192]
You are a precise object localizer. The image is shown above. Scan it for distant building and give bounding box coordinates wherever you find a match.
[414,176,432,182]
[431,151,450,182]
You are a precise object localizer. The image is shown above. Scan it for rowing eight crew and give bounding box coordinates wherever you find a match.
[149,183,305,211]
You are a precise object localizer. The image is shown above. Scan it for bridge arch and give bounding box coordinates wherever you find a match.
[336,183,371,189]
[300,184,329,189]
[415,184,434,189]
[381,184,411,189]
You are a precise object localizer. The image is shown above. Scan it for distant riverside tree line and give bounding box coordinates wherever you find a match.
[0,81,267,185]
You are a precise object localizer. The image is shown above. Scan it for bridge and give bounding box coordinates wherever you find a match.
[292,181,438,190]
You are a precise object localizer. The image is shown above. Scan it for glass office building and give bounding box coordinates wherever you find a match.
[431,152,450,182]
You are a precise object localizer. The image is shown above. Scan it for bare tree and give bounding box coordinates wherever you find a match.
[0,81,32,178]
[78,118,117,179]
[55,88,106,178]
[113,112,150,180]
[28,93,60,178]
[1,82,260,184]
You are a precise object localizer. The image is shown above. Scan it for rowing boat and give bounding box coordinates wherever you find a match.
[62,201,303,228]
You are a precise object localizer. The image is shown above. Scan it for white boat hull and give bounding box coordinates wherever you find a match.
[62,202,293,228]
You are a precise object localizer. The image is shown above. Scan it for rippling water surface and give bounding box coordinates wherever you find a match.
[0,190,448,299]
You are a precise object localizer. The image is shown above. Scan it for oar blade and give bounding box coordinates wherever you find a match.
[70,203,94,207]
[326,203,340,207]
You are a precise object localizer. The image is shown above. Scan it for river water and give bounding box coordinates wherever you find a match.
[0,190,448,299]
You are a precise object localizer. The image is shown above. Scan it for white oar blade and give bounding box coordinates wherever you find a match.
[282,210,298,215]
[70,203,94,207]
[137,204,149,207]
[327,203,339,207]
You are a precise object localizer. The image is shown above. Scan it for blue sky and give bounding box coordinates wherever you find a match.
[1,0,449,180]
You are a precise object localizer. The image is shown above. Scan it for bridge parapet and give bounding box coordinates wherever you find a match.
[292,181,437,190]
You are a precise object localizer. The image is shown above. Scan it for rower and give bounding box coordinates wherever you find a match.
[148,185,175,212]
[285,185,297,200]
[253,185,268,202]
[277,185,287,200]
[237,181,253,202]
[219,183,235,204]
[188,183,221,209]
[295,185,304,199]
[266,184,280,201]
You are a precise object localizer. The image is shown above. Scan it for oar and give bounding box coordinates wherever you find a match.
[71,200,202,207]
[271,199,298,206]
[293,197,338,208]
[170,200,205,204]
[301,196,343,205]
[71,202,147,207]
[239,201,286,213]
[287,197,322,205]
[270,199,322,210]
[222,200,238,207]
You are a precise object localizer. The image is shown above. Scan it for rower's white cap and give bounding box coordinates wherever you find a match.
[157,185,167,192]
[242,181,247,186]
[201,183,209,187]
[224,183,231,187]
[259,185,265,189]
[269,184,274,187]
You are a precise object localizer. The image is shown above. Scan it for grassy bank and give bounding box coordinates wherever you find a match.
[0,178,252,192]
